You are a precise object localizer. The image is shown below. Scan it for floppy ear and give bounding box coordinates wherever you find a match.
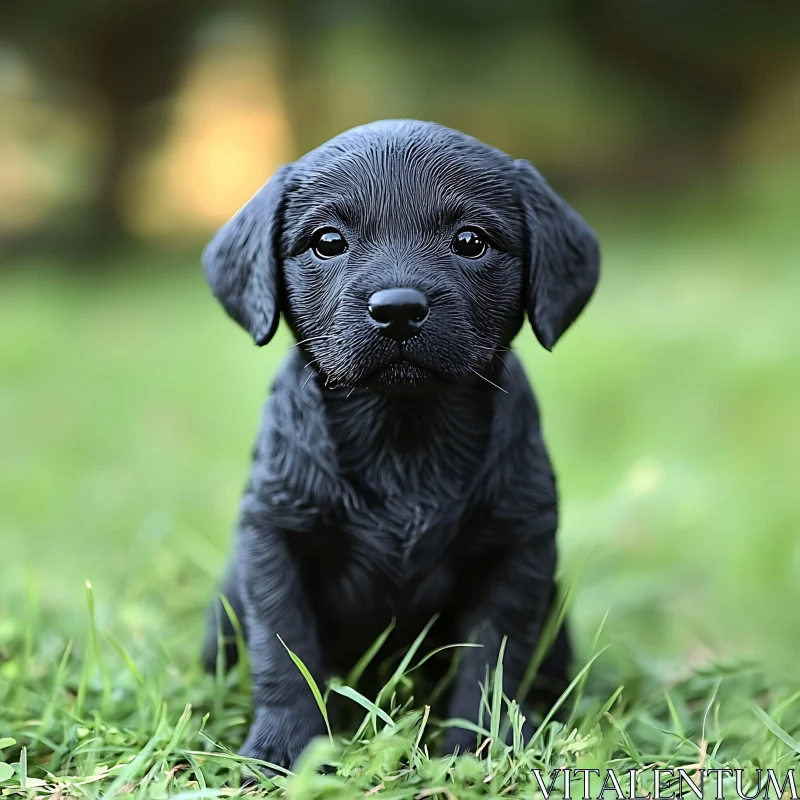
[202,164,291,346]
[515,159,600,351]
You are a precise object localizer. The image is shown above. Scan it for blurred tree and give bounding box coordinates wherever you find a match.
[569,0,800,184]
[1,0,798,254]
[0,0,210,251]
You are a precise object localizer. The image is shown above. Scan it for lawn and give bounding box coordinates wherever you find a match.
[1,164,799,797]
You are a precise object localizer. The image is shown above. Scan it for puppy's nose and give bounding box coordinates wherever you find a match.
[367,288,429,341]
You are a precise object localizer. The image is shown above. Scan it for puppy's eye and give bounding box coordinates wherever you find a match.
[452,228,488,259]
[310,227,348,259]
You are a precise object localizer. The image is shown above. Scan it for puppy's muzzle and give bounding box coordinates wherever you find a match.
[367,288,429,342]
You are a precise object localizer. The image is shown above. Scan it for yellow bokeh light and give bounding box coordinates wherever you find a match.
[124,40,294,238]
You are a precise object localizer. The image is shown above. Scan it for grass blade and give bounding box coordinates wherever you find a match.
[527,645,611,750]
[218,592,250,694]
[329,682,396,728]
[567,607,609,727]
[753,705,800,754]
[519,579,576,700]
[407,642,482,675]
[106,633,145,688]
[584,685,624,732]
[438,718,491,738]
[489,637,507,759]
[346,618,395,688]
[377,615,438,708]
[277,635,333,744]
[664,691,685,738]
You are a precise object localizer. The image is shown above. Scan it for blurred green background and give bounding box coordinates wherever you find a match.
[1,0,799,681]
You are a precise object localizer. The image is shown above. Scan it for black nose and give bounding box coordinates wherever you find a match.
[367,288,429,341]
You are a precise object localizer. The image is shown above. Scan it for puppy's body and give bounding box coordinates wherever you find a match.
[230,347,556,662]
[201,120,599,768]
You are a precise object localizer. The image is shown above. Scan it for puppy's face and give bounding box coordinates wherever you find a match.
[281,124,523,391]
[203,120,600,392]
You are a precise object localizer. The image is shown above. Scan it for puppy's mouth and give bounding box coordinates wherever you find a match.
[311,336,491,394]
[355,348,458,393]
[369,358,432,386]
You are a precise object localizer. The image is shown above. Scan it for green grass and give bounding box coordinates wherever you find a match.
[1,166,799,797]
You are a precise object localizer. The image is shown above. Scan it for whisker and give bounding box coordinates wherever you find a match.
[346,388,355,398]
[301,370,316,390]
[474,343,512,356]
[493,353,512,378]
[469,367,508,394]
[289,335,331,350]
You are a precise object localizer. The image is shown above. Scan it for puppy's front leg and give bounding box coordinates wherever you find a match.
[237,520,326,770]
[444,540,556,754]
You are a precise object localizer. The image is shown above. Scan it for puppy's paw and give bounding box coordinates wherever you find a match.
[239,705,325,775]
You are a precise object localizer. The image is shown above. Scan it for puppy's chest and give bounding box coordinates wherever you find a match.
[298,506,463,646]
[269,392,493,619]
[350,442,476,549]
[294,456,478,615]
[328,472,464,577]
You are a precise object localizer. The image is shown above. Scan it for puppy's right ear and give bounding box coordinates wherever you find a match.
[202,164,291,346]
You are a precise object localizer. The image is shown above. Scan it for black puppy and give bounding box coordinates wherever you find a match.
[201,119,599,768]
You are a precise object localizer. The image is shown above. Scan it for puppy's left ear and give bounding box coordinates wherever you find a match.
[202,164,291,346]
[515,159,600,350]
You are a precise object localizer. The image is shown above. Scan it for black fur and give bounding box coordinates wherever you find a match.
[201,120,599,768]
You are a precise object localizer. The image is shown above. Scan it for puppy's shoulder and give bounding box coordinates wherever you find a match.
[478,350,557,522]
[253,351,326,445]
[247,352,356,517]
[489,350,543,440]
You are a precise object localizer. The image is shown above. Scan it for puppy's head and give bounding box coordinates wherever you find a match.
[204,120,599,392]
